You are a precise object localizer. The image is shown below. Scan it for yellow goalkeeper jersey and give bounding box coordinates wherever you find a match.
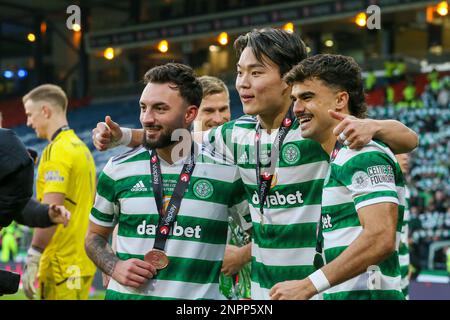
[36,127,96,283]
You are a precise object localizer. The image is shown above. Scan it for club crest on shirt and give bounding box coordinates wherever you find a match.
[282,143,300,165]
[351,171,370,189]
[193,179,214,199]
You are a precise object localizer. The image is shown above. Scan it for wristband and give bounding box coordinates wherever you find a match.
[107,127,132,147]
[118,127,132,146]
[308,269,331,293]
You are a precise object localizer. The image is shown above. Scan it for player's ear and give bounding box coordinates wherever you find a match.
[335,91,349,113]
[281,81,291,95]
[41,104,52,119]
[185,105,198,124]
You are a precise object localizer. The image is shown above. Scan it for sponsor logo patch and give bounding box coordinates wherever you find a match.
[367,165,395,185]
[44,170,64,182]
[252,190,303,207]
[137,221,202,238]
[131,180,148,192]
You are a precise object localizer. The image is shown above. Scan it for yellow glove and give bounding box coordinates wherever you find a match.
[22,247,41,299]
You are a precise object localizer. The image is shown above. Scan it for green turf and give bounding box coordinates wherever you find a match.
[0,289,105,300]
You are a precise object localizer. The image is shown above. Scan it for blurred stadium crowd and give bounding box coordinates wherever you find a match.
[368,70,450,275]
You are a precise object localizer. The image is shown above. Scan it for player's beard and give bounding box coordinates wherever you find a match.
[142,126,175,150]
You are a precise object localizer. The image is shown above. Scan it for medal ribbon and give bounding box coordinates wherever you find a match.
[150,144,196,252]
[255,107,295,222]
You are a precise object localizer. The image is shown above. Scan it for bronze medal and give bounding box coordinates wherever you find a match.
[145,249,169,270]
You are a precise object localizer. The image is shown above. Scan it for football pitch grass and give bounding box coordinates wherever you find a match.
[0,289,106,300]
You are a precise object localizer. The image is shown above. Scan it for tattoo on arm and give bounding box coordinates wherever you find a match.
[86,234,119,276]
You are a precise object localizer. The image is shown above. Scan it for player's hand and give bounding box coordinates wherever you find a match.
[48,204,70,227]
[92,116,122,151]
[221,245,246,276]
[111,259,157,288]
[269,279,317,300]
[22,247,42,300]
[330,110,376,150]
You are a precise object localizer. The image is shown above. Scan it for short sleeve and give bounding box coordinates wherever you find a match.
[90,159,119,227]
[40,146,71,195]
[339,151,399,211]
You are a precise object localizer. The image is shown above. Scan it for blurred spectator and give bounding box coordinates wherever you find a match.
[368,73,450,272]
[365,68,376,92]
[384,59,396,80]
[437,76,450,107]
[408,205,422,278]
[447,247,450,274]
[0,222,20,263]
[385,84,395,105]
[394,57,407,81]
[400,78,419,108]
[435,191,448,213]
[428,68,441,98]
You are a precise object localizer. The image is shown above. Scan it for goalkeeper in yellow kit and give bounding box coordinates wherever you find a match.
[21,84,96,299]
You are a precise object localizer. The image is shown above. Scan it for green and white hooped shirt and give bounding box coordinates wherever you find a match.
[90,144,249,300]
[320,140,405,300]
[208,115,329,300]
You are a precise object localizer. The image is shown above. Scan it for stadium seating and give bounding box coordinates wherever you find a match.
[368,75,450,272]
[14,96,142,174]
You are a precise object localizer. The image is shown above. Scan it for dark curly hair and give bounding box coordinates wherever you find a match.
[143,63,202,108]
[284,54,367,118]
[234,28,308,77]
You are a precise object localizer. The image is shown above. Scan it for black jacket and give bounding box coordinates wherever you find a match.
[0,128,52,227]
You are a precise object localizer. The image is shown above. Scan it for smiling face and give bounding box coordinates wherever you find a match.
[139,82,194,149]
[235,47,289,117]
[291,79,341,143]
[197,92,230,130]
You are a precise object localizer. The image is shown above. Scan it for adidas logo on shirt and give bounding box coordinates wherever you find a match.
[131,180,148,192]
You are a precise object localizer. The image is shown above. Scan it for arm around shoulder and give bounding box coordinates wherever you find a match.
[372,119,419,154]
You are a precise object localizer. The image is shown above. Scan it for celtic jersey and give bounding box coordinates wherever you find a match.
[321,140,405,300]
[90,144,248,300]
[399,186,411,297]
[207,115,329,300]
